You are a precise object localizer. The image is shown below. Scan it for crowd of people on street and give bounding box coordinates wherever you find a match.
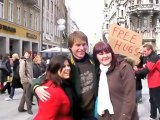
[0,30,160,120]
[0,51,47,115]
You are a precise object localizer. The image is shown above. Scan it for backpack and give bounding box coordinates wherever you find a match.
[0,60,9,73]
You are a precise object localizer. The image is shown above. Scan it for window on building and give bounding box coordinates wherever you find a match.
[46,19,49,34]
[121,10,123,17]
[55,25,57,42]
[106,24,108,29]
[51,1,53,13]
[149,0,153,3]
[24,10,27,27]
[36,0,38,6]
[47,0,49,10]
[51,22,53,35]
[35,15,39,31]
[43,18,45,32]
[137,0,141,4]
[143,16,148,27]
[17,6,21,24]
[156,0,159,4]
[0,0,4,18]
[9,0,14,22]
[29,12,33,28]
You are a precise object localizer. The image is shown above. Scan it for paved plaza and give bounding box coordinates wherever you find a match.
[0,80,159,120]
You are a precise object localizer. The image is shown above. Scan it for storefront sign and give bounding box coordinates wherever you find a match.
[0,24,16,33]
[26,32,37,39]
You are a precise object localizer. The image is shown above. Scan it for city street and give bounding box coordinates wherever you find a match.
[0,80,159,120]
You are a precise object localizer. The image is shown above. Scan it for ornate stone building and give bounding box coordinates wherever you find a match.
[103,0,160,53]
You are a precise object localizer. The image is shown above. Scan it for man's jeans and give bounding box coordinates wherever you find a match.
[9,87,15,98]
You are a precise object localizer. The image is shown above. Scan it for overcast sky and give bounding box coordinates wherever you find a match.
[66,0,104,44]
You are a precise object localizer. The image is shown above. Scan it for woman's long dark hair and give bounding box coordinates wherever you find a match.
[44,55,80,120]
[93,41,117,73]
[45,55,70,86]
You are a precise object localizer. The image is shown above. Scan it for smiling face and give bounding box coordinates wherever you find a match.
[96,51,112,66]
[58,60,71,79]
[70,38,88,60]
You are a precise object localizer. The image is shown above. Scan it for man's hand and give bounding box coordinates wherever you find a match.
[35,86,50,102]
[133,66,138,71]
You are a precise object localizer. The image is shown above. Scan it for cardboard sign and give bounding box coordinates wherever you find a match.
[108,24,142,61]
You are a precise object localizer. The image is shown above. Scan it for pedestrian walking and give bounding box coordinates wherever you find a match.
[5,53,22,101]
[18,50,33,115]
[0,53,12,94]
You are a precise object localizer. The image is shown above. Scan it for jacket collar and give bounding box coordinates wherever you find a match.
[70,54,94,65]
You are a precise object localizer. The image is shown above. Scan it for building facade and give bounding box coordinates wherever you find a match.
[0,0,73,56]
[103,0,160,53]
[0,0,41,56]
[41,0,68,50]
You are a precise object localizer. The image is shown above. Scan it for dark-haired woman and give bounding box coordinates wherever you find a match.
[93,41,139,120]
[34,55,78,120]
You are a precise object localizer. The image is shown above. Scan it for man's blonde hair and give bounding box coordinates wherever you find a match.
[68,31,88,48]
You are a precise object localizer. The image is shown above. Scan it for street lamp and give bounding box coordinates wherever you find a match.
[57,18,66,54]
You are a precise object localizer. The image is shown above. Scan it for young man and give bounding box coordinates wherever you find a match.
[32,31,97,120]
[18,51,33,115]
[135,44,160,120]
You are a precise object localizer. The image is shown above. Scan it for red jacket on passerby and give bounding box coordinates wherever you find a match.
[135,51,160,88]
[34,80,73,120]
[146,59,160,88]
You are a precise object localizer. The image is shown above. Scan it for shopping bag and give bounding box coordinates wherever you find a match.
[7,76,13,83]
[0,61,9,73]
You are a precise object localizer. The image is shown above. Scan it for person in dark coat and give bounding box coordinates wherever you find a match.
[135,46,147,103]
[33,55,46,78]
[0,53,12,94]
[135,54,146,103]
[5,53,22,100]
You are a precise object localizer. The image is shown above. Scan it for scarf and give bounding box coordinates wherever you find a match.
[61,80,81,120]
[97,64,114,116]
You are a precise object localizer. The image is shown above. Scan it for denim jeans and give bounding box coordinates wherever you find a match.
[9,87,15,98]
[136,90,142,102]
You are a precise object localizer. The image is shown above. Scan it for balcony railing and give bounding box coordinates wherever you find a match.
[127,4,160,13]
[140,31,157,40]
[132,27,157,40]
